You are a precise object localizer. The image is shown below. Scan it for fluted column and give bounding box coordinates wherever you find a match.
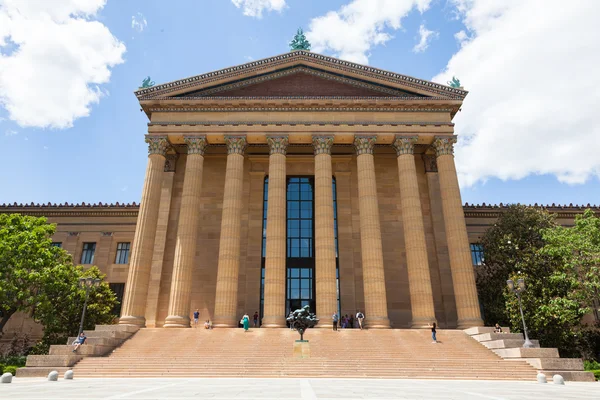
[262,136,288,328]
[164,136,208,328]
[120,135,169,326]
[433,136,483,328]
[354,136,390,328]
[313,136,337,326]
[213,136,248,327]
[392,136,436,328]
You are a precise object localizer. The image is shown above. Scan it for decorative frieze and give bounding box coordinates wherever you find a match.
[353,136,377,155]
[145,135,170,156]
[392,136,418,156]
[432,136,457,157]
[422,155,438,172]
[312,135,334,155]
[225,136,248,155]
[164,154,179,172]
[266,136,289,155]
[101,232,113,237]
[184,136,208,155]
[68,232,80,237]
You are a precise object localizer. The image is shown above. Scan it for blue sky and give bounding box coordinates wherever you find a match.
[0,0,598,206]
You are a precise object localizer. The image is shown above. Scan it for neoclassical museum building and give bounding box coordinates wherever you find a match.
[2,51,596,338]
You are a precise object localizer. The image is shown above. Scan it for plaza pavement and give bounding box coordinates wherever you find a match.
[0,377,598,399]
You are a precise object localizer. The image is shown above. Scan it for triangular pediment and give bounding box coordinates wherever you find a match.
[174,67,424,98]
[136,51,467,100]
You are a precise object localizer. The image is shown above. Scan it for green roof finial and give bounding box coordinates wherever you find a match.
[447,76,461,88]
[289,28,311,51]
[139,76,155,89]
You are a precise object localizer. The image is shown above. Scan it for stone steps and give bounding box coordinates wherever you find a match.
[466,327,595,382]
[71,328,537,380]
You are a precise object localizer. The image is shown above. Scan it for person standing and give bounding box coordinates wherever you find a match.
[288,312,295,330]
[349,315,355,329]
[253,311,259,327]
[356,310,365,330]
[242,313,250,332]
[430,322,437,343]
[193,309,200,327]
[332,311,339,331]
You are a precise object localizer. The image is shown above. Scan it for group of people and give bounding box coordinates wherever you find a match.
[331,311,365,331]
[193,309,213,329]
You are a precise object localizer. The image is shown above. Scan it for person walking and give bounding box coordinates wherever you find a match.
[193,309,200,327]
[356,310,365,330]
[430,322,437,343]
[332,311,339,331]
[242,313,250,332]
[253,311,259,327]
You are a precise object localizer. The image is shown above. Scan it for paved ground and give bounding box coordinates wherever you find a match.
[0,377,598,399]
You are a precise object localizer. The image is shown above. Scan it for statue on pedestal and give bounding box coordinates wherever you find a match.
[286,305,319,341]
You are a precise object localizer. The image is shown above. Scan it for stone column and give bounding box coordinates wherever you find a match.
[164,136,208,328]
[213,136,248,327]
[262,136,288,328]
[120,135,169,326]
[353,136,390,329]
[313,136,337,326]
[433,136,483,328]
[392,136,436,328]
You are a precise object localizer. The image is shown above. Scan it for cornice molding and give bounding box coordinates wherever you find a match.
[148,121,454,127]
[147,106,455,113]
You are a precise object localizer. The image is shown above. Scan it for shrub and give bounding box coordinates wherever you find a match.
[592,370,600,381]
[3,365,18,376]
[584,360,600,370]
[0,355,26,367]
[0,364,4,374]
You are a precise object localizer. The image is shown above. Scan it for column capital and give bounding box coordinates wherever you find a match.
[266,135,289,155]
[225,135,248,155]
[353,135,377,155]
[145,135,170,157]
[392,136,418,156]
[312,135,334,155]
[432,135,457,157]
[184,136,208,155]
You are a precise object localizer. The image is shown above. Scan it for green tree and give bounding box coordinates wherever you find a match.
[0,214,117,352]
[476,205,557,326]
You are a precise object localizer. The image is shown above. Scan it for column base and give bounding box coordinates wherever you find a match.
[261,316,286,328]
[212,316,238,328]
[457,317,484,330]
[118,315,146,327]
[410,317,437,329]
[163,315,191,328]
[364,317,391,329]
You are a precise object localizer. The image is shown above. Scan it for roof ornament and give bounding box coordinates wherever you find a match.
[139,76,155,89]
[447,76,461,88]
[289,28,311,51]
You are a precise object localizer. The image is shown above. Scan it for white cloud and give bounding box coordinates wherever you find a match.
[413,23,438,53]
[231,0,286,18]
[0,0,126,129]
[434,0,600,187]
[306,0,432,64]
[4,128,17,136]
[453,30,469,46]
[131,12,147,33]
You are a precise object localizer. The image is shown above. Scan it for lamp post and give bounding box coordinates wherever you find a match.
[78,277,101,336]
[506,278,534,348]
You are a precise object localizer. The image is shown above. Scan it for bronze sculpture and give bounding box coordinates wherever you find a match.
[286,305,319,340]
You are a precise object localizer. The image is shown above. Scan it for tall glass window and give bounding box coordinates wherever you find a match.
[470,244,484,265]
[115,242,131,264]
[80,242,96,264]
[260,176,340,321]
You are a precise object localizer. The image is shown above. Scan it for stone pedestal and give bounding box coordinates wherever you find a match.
[392,136,436,328]
[354,136,390,329]
[293,340,311,359]
[433,136,483,329]
[262,136,289,328]
[120,136,169,327]
[313,136,337,327]
[213,136,247,327]
[165,137,207,328]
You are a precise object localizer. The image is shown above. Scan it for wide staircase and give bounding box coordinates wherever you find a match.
[72,328,538,380]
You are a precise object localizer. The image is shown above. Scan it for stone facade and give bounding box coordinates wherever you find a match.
[2,51,598,339]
